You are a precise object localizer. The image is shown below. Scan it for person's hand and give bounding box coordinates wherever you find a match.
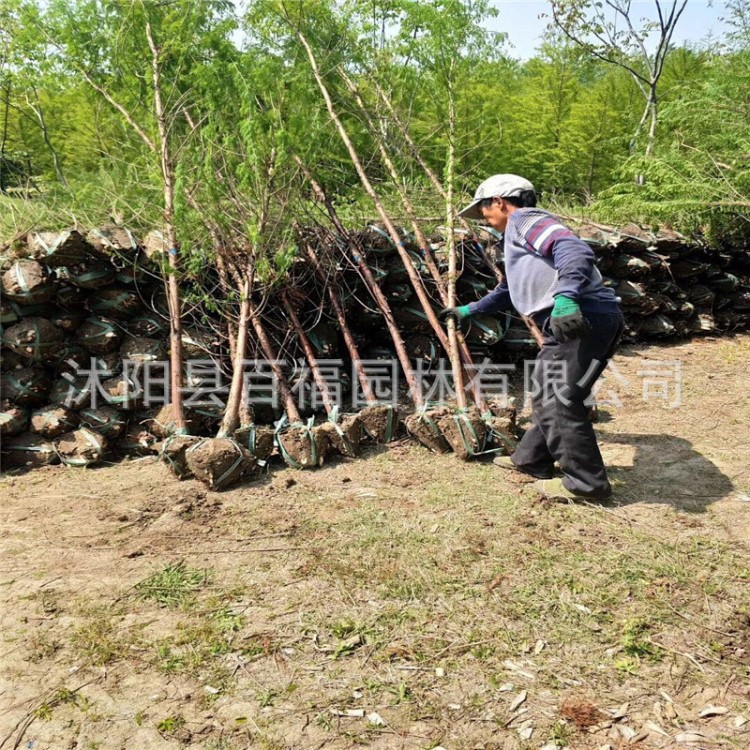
[438,305,472,321]
[550,296,590,342]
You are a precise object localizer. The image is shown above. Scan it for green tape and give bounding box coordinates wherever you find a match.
[14,262,30,294]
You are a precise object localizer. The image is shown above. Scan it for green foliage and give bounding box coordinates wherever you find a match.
[0,0,748,243]
[136,563,210,609]
[156,714,186,735]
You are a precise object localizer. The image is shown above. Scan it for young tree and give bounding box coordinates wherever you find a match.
[549,0,689,162]
[29,0,236,433]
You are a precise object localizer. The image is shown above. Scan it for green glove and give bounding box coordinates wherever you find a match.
[438,304,472,321]
[550,296,590,342]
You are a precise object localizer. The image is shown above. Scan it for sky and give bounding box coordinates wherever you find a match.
[489,1,731,60]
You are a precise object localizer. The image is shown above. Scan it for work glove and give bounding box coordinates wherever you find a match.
[438,304,472,322]
[549,295,590,342]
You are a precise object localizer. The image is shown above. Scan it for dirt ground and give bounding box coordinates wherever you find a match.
[1,335,750,750]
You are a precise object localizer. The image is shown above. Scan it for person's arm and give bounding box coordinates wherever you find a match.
[520,214,593,340]
[439,281,512,321]
[468,281,512,315]
[550,236,597,299]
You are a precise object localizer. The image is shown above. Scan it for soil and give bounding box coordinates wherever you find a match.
[276,424,329,468]
[3,317,64,362]
[2,335,750,750]
[2,432,57,467]
[185,438,257,491]
[119,423,157,456]
[234,424,275,462]
[405,407,452,453]
[29,404,79,439]
[1,259,55,303]
[79,406,127,440]
[319,414,363,457]
[358,403,399,443]
[150,405,202,439]
[54,428,107,467]
[73,316,122,354]
[1,367,53,406]
[483,414,519,454]
[160,434,202,479]
[0,402,29,436]
[437,407,488,460]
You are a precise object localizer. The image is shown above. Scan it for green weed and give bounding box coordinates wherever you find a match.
[156,714,185,734]
[136,563,209,608]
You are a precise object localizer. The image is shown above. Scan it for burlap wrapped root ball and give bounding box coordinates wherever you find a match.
[86,288,142,319]
[27,230,90,267]
[318,413,363,457]
[30,404,79,439]
[2,317,64,363]
[437,408,488,461]
[405,407,452,454]
[61,259,116,290]
[276,424,329,468]
[1,401,30,437]
[2,433,58,468]
[51,308,87,333]
[234,424,275,462]
[185,438,258,490]
[100,373,144,411]
[483,412,519,455]
[160,434,203,480]
[120,420,158,456]
[120,335,166,365]
[48,376,92,410]
[358,404,400,443]
[74,316,123,354]
[1,367,52,406]
[79,406,127,441]
[54,428,108,467]
[85,225,139,259]
[150,404,203,439]
[1,259,56,305]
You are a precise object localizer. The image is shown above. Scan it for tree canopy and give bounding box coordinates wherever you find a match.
[1,0,747,246]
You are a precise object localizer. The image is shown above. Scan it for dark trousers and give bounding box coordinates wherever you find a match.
[512,311,625,498]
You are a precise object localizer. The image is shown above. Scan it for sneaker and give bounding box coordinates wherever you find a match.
[493,455,553,480]
[533,478,612,503]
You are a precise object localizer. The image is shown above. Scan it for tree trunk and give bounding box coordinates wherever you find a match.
[373,79,542,351]
[646,92,658,159]
[296,30,450,364]
[296,159,424,408]
[444,78,467,410]
[247,303,302,424]
[0,80,10,193]
[303,242,377,405]
[218,270,251,438]
[146,20,186,433]
[282,294,335,414]
[26,92,67,187]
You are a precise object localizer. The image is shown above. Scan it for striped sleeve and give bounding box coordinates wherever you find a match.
[517,214,577,257]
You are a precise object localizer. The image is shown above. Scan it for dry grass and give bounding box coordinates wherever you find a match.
[2,337,750,749]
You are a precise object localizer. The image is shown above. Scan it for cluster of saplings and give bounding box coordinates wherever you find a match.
[1,217,747,490]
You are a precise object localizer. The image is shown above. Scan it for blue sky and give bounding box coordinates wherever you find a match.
[489,1,729,59]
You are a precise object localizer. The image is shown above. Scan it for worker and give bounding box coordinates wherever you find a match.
[440,174,624,501]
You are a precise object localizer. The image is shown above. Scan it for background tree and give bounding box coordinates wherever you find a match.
[549,0,689,163]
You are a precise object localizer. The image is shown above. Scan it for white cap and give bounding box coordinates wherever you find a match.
[458,174,535,220]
